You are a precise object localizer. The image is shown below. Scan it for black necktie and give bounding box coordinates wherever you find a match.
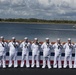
[13,42,17,48]
[69,44,72,48]
[58,44,61,49]
[25,43,28,48]
[1,42,4,47]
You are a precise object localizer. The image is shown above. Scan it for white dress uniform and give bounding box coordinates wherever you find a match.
[8,41,19,67]
[53,43,63,68]
[20,41,30,67]
[63,42,73,68]
[31,42,40,68]
[73,43,76,68]
[41,42,52,69]
[0,42,8,68]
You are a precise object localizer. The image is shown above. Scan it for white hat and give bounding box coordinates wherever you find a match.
[12,37,16,39]
[24,37,28,39]
[34,38,38,40]
[57,38,60,40]
[0,36,4,39]
[68,38,71,40]
[46,38,49,40]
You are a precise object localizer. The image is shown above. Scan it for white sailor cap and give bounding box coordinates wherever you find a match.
[12,37,16,39]
[24,37,28,39]
[57,38,60,40]
[68,38,71,40]
[34,38,38,40]
[0,36,4,39]
[46,38,49,40]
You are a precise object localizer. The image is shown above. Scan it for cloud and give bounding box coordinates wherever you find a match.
[0,0,76,20]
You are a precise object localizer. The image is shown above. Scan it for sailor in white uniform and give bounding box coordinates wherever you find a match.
[8,37,19,68]
[20,37,31,68]
[73,42,76,68]
[63,38,74,68]
[0,36,8,68]
[31,38,40,68]
[53,38,63,68]
[41,38,52,69]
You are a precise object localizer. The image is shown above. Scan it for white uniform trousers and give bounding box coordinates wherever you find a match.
[53,53,61,68]
[64,54,72,68]
[0,53,6,68]
[74,54,76,68]
[21,52,29,67]
[8,51,18,68]
[42,55,51,69]
[31,53,40,68]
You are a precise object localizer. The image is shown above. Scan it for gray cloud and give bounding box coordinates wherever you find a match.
[0,0,76,20]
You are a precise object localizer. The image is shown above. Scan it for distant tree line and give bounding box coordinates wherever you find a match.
[0,18,76,24]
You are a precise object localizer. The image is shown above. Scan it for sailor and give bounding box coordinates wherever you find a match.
[63,38,74,68]
[31,38,40,68]
[8,37,19,68]
[73,41,76,68]
[20,37,31,68]
[41,38,52,69]
[53,38,63,68]
[0,36,8,68]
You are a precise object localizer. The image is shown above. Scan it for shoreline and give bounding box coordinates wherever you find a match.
[0,21,75,25]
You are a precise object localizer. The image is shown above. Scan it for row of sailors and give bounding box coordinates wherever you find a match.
[0,36,76,69]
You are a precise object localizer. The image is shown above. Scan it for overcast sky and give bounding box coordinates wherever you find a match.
[0,0,76,20]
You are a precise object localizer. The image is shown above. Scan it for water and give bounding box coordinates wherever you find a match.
[0,23,76,42]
